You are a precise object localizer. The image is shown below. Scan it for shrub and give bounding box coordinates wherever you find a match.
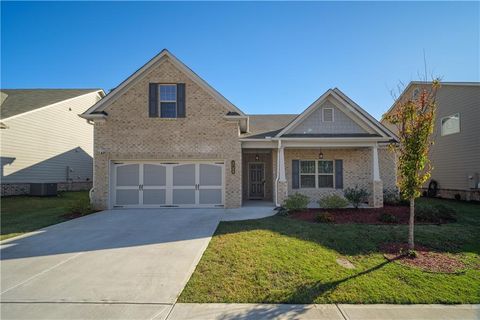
[283,193,309,213]
[315,212,334,223]
[344,186,369,209]
[318,194,349,209]
[415,203,457,223]
[379,212,398,223]
[68,199,93,216]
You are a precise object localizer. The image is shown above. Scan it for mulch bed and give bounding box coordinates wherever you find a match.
[381,243,466,273]
[289,206,447,225]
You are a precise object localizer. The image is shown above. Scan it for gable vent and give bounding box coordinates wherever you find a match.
[323,108,334,122]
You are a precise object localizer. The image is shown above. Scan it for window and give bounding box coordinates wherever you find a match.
[318,160,334,188]
[300,161,316,188]
[159,85,177,118]
[300,160,334,188]
[441,113,460,136]
[412,88,420,100]
[322,108,334,122]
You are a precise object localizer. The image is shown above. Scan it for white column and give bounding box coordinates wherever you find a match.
[372,145,380,182]
[278,143,286,182]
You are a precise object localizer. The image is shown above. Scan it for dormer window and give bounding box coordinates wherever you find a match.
[159,85,177,118]
[322,108,334,122]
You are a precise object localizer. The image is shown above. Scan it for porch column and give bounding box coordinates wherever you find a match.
[276,141,288,206]
[369,145,383,208]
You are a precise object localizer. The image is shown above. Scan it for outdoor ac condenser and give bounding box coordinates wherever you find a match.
[30,183,58,196]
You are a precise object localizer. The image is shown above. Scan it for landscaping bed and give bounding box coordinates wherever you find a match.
[289,205,455,225]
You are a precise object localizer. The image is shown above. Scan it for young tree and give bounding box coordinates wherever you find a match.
[384,80,440,251]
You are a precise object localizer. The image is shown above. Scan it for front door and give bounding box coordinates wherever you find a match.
[249,163,265,199]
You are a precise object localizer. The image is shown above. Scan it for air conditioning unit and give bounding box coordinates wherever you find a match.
[30,183,58,196]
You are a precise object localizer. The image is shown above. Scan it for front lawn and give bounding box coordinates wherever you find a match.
[179,198,480,304]
[1,191,93,240]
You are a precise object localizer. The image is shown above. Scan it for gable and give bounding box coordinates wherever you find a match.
[289,98,369,135]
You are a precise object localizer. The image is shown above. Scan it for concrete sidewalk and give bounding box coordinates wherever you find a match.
[165,304,479,320]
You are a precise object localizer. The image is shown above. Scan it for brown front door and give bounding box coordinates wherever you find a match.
[249,163,265,199]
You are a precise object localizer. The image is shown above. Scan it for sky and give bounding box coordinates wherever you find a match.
[1,1,479,119]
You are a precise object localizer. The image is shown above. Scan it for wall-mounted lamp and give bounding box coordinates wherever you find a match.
[231,160,236,174]
[255,154,260,161]
[318,151,324,159]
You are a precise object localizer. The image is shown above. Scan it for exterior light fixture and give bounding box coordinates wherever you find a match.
[319,151,324,159]
[255,154,260,161]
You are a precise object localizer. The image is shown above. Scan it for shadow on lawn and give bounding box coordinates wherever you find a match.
[282,259,393,304]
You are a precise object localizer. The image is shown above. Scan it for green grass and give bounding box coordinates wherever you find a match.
[179,198,480,304]
[1,191,92,240]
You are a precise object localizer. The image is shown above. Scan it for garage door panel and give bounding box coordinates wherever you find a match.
[143,189,166,205]
[173,189,196,204]
[116,164,139,186]
[173,164,195,186]
[143,164,166,186]
[116,190,139,205]
[199,189,222,205]
[199,164,222,186]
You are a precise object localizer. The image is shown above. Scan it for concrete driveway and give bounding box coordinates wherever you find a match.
[0,208,223,319]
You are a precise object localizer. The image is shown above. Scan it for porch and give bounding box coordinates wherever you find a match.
[241,145,390,208]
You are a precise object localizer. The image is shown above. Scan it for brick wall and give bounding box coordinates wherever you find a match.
[91,59,242,209]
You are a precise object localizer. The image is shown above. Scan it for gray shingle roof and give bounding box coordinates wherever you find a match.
[242,114,298,138]
[0,89,102,119]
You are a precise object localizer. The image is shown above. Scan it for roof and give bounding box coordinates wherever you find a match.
[0,89,103,119]
[242,114,297,138]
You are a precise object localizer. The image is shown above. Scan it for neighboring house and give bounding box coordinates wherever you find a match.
[382,82,480,201]
[81,49,397,210]
[0,89,105,196]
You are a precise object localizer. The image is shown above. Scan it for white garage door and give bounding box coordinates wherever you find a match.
[112,161,224,208]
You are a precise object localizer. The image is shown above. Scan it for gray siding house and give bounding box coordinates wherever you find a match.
[0,89,105,195]
[382,82,480,201]
[81,49,397,210]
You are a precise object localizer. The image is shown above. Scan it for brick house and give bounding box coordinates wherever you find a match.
[81,49,397,210]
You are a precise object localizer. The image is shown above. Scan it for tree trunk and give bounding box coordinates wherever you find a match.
[408,197,415,250]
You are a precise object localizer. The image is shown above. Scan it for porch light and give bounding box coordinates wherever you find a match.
[255,154,259,161]
[319,151,324,159]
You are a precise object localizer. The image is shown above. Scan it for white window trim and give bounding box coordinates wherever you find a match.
[322,108,334,122]
[299,160,335,189]
[159,84,177,118]
[440,113,460,136]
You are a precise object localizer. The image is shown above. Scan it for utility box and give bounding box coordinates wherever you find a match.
[30,183,58,196]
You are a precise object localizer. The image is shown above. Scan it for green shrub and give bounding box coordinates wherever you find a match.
[283,193,310,212]
[415,203,457,223]
[344,186,369,208]
[318,194,349,209]
[68,199,93,216]
[315,212,334,223]
[379,212,398,223]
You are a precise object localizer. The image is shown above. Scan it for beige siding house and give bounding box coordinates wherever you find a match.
[0,89,105,195]
[382,82,480,201]
[81,49,397,210]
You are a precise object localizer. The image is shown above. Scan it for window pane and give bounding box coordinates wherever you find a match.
[300,175,315,188]
[441,113,460,135]
[318,160,333,174]
[318,175,334,188]
[160,85,176,101]
[300,161,315,174]
[160,102,177,118]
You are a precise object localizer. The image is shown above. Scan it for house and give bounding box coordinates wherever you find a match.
[0,89,105,196]
[80,49,397,210]
[382,82,480,201]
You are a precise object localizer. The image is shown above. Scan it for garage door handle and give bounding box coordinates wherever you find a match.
[139,184,143,190]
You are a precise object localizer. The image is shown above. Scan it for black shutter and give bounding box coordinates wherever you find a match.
[335,159,343,189]
[149,83,158,117]
[177,83,186,118]
[292,160,300,189]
